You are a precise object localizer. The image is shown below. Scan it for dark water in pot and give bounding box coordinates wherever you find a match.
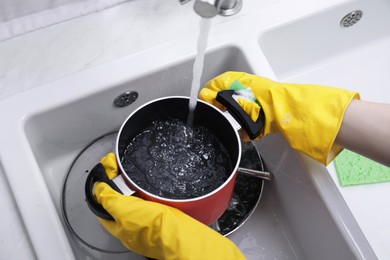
[121,118,231,199]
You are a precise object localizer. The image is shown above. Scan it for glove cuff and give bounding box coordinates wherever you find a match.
[272,85,360,165]
[249,77,360,165]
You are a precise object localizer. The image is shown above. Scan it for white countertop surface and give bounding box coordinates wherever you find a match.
[0,0,388,259]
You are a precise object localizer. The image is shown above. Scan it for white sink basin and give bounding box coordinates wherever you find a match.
[0,1,378,259]
[259,0,390,86]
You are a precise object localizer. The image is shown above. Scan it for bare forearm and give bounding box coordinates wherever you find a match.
[335,99,390,167]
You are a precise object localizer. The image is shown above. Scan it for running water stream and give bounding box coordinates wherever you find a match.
[187,18,212,126]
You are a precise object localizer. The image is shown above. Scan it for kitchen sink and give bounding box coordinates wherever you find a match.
[0,41,376,259]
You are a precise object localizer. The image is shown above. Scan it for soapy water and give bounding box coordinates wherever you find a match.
[121,118,231,199]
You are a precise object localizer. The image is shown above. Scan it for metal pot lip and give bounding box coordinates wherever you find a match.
[115,95,242,203]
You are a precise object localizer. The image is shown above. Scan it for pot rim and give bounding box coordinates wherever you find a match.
[115,95,242,203]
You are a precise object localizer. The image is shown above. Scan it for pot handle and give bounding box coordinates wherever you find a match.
[238,167,272,181]
[85,163,121,221]
[216,90,265,140]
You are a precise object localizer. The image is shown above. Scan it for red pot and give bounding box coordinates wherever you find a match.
[116,96,241,225]
[86,94,264,225]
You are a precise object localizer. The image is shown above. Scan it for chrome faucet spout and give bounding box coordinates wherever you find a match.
[180,0,242,18]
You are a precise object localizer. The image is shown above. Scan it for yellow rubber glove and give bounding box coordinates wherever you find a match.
[95,153,246,260]
[199,71,360,165]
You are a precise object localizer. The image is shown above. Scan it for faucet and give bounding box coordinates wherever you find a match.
[180,0,242,18]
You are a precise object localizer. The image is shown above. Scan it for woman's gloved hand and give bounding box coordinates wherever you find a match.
[199,71,360,165]
[94,153,246,260]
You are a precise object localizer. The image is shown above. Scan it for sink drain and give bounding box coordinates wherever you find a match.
[340,10,363,28]
[113,91,138,107]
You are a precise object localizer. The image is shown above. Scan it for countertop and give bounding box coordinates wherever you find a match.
[0,0,388,259]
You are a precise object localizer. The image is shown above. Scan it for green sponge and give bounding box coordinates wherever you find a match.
[334,149,390,186]
[228,80,261,106]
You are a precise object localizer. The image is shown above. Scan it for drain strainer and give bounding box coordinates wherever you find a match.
[340,10,363,28]
[113,91,138,108]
